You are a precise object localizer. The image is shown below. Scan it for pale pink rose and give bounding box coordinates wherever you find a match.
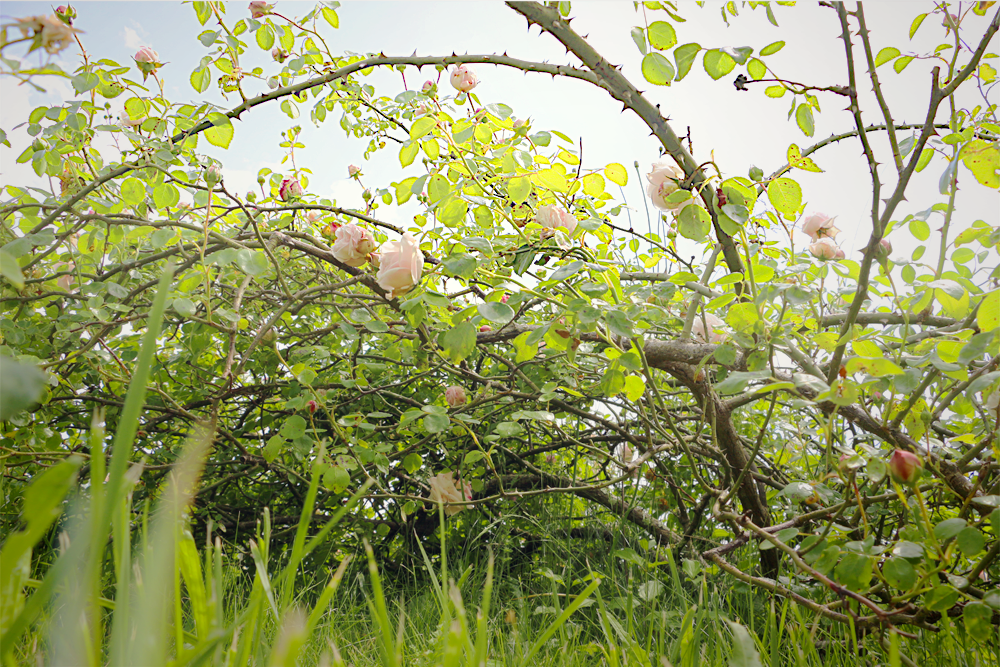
[646,161,686,211]
[809,237,844,260]
[449,64,479,93]
[414,104,432,116]
[376,233,423,298]
[444,385,466,408]
[513,119,526,129]
[368,252,381,269]
[248,1,274,19]
[421,80,435,93]
[54,261,75,292]
[691,312,728,344]
[427,472,473,516]
[134,46,158,64]
[348,164,361,177]
[278,178,302,201]
[15,15,79,54]
[801,213,840,241]
[332,223,376,267]
[535,204,577,236]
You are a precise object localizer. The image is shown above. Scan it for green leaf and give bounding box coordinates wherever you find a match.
[193,0,212,25]
[0,355,47,420]
[795,103,814,137]
[120,177,145,205]
[321,6,339,28]
[399,141,419,168]
[630,26,647,55]
[423,413,450,433]
[623,375,645,402]
[960,139,1000,188]
[600,368,625,397]
[977,291,998,332]
[442,252,477,279]
[874,46,900,67]
[204,113,234,149]
[642,53,676,86]
[190,68,210,93]
[507,176,532,204]
[881,557,915,591]
[677,204,710,241]
[606,311,634,338]
[893,56,914,73]
[747,58,765,80]
[957,527,985,556]
[909,218,930,241]
[964,602,993,641]
[0,249,24,289]
[478,302,514,324]
[152,183,180,209]
[834,553,874,591]
[547,260,583,283]
[409,115,437,141]
[402,453,423,474]
[281,415,307,439]
[760,40,785,56]
[726,302,759,332]
[933,517,967,541]
[443,321,477,363]
[674,43,701,81]
[703,49,735,80]
[647,21,677,50]
[766,177,802,216]
[924,585,960,612]
[256,24,275,50]
[726,620,763,667]
[909,13,927,39]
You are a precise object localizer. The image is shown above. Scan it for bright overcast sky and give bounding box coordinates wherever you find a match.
[1,1,996,266]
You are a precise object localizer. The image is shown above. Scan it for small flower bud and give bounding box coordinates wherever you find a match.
[248,1,274,19]
[307,400,318,414]
[888,449,922,485]
[204,164,222,186]
[348,164,361,177]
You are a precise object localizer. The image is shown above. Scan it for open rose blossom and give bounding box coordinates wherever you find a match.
[535,204,577,236]
[14,14,80,55]
[888,449,922,485]
[801,213,840,241]
[646,161,687,211]
[376,233,423,298]
[691,312,728,344]
[449,64,479,93]
[427,472,473,516]
[248,1,274,18]
[809,237,845,260]
[332,223,376,267]
[278,178,302,201]
[444,385,467,408]
[348,164,361,177]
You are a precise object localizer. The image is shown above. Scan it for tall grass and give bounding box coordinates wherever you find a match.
[1,267,996,665]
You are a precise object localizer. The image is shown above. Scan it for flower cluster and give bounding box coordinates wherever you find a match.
[801,213,846,260]
[332,224,376,267]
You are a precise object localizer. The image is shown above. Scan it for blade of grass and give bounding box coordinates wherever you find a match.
[517,576,602,667]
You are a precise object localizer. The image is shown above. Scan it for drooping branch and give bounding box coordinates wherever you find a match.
[505,1,746,278]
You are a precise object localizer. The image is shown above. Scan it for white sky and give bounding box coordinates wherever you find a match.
[1,1,997,272]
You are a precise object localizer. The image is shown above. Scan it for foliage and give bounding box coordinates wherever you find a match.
[1,0,1000,664]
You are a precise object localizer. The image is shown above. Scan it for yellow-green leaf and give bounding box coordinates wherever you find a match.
[960,139,1000,188]
[875,47,900,67]
[767,177,802,216]
[582,173,605,196]
[605,163,628,186]
[647,21,677,50]
[203,113,234,149]
[787,144,823,172]
[535,168,568,193]
[624,375,646,402]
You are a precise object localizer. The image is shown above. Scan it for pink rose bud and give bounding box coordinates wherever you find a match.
[332,223,377,267]
[204,164,222,186]
[348,164,361,177]
[444,385,467,408]
[513,119,526,128]
[134,46,162,79]
[645,161,688,211]
[421,80,435,93]
[248,1,274,19]
[888,449,922,485]
[800,213,841,241]
[55,5,77,24]
[809,237,844,260]
[271,47,289,62]
[449,64,479,93]
[278,177,302,201]
[500,294,509,303]
[414,104,431,116]
[375,233,423,298]
[307,400,317,414]
[479,325,492,333]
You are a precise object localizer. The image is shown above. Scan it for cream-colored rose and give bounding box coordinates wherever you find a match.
[376,233,423,298]
[15,15,79,55]
[427,472,473,516]
[332,223,376,267]
[444,385,466,408]
[646,161,686,211]
[691,312,728,344]
[801,213,840,241]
